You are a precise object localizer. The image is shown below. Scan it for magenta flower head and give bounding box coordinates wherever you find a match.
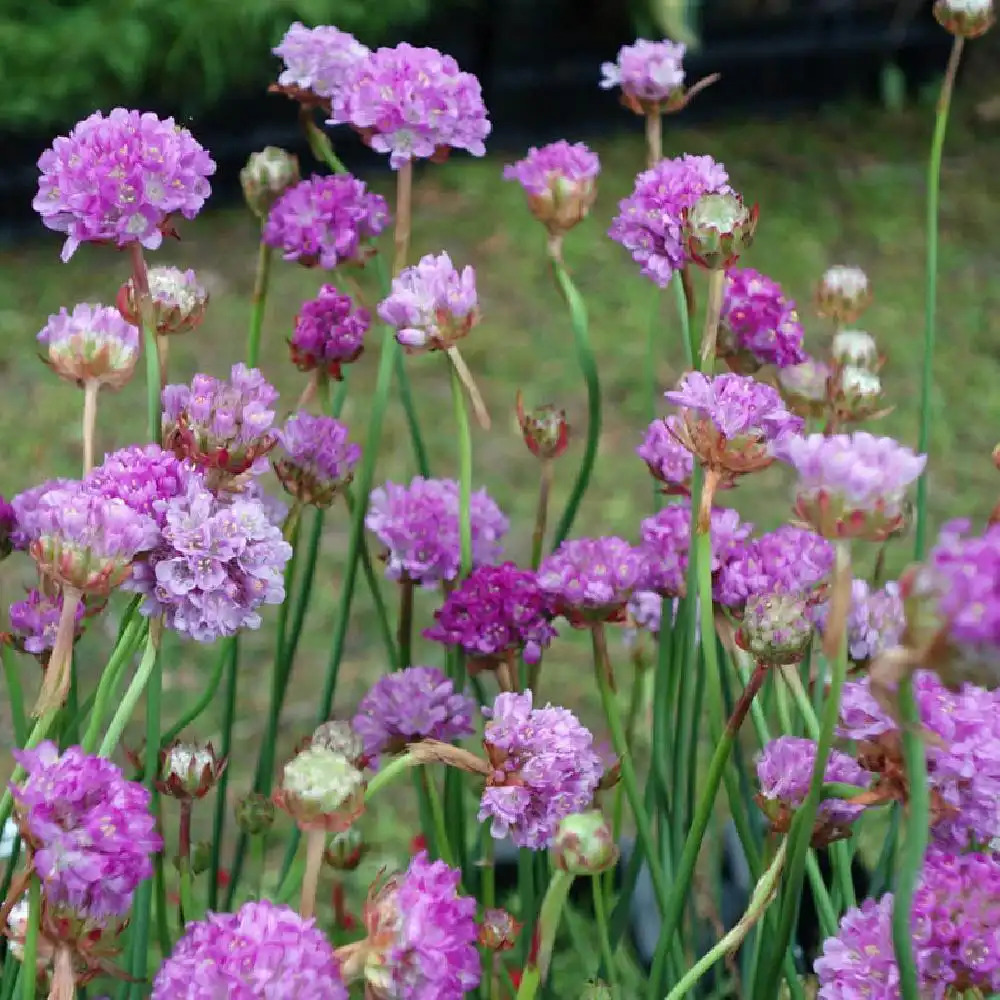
[263,174,389,270]
[718,267,807,373]
[11,742,161,923]
[0,494,15,560]
[274,412,360,509]
[272,21,369,106]
[425,563,558,669]
[37,304,139,389]
[366,477,508,587]
[362,851,481,998]
[8,589,85,661]
[537,536,645,626]
[34,108,215,262]
[600,39,686,113]
[352,666,476,762]
[609,154,731,287]
[151,900,347,999]
[378,251,479,353]
[814,578,903,665]
[329,43,491,168]
[161,363,279,485]
[775,431,926,541]
[84,443,192,526]
[503,141,600,237]
[479,690,603,849]
[289,284,370,379]
[637,415,694,494]
[118,265,209,337]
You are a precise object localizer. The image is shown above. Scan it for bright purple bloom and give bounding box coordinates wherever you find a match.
[503,140,599,196]
[84,444,192,526]
[366,477,508,587]
[637,415,694,491]
[274,412,360,508]
[424,562,558,666]
[11,742,161,922]
[273,22,369,101]
[378,251,478,352]
[329,43,491,169]
[151,899,347,999]
[814,895,898,998]
[8,589,85,658]
[37,303,139,388]
[719,267,807,369]
[0,495,15,559]
[352,666,476,761]
[479,690,603,849]
[9,479,72,551]
[600,39,686,105]
[814,578,903,663]
[609,154,731,287]
[289,284,370,378]
[34,108,215,262]
[263,174,389,269]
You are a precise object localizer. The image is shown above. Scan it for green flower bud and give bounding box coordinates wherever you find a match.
[684,192,758,270]
[581,981,614,1000]
[274,746,366,833]
[551,810,618,875]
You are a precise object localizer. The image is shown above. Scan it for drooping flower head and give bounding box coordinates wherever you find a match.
[503,141,600,236]
[609,154,731,287]
[776,356,832,420]
[813,578,903,665]
[366,477,508,587]
[8,589,85,660]
[329,43,491,168]
[599,39,686,113]
[815,265,872,325]
[378,252,479,353]
[776,432,926,541]
[272,21,370,105]
[637,415,694,494]
[34,108,215,261]
[289,284,370,379]
[263,174,389,270]
[425,563,558,668]
[274,745,365,833]
[117,266,209,336]
[11,742,161,922]
[84,443,192,526]
[352,666,476,761]
[274,412,360,508]
[37,304,139,389]
[479,691,603,849]
[151,900,348,999]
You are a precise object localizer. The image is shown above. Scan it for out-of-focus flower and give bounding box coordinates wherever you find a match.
[0,494,15,560]
[289,284,369,379]
[240,147,301,219]
[815,265,872,325]
[117,266,209,336]
[831,330,879,370]
[274,412,360,508]
[776,357,831,420]
[503,141,600,236]
[272,22,369,105]
[8,589,85,661]
[813,578,903,665]
[37,304,139,389]
[517,395,570,460]
[637,416,694,493]
[933,0,995,37]
[599,39,686,114]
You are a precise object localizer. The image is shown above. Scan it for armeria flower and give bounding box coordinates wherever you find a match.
[274,412,360,508]
[117,266,209,336]
[366,477,508,587]
[934,0,996,37]
[125,474,292,642]
[157,741,226,801]
[517,396,570,460]
[683,191,758,271]
[814,895,897,997]
[503,141,600,236]
[241,147,300,219]
[34,108,215,262]
[151,900,348,999]
[378,252,478,353]
[626,590,670,639]
[736,592,815,665]
[263,174,389,270]
[479,691,602,849]
[8,589,85,660]
[599,39,686,113]
[9,479,72,551]
[289,284,370,379]
[637,416,694,493]
[815,264,872,325]
[84,443,192,526]
[329,43,491,168]
[537,536,645,626]
[12,742,161,922]
[813,578,903,664]
[273,745,365,833]
[424,563,558,668]
[272,21,369,105]
[37,303,139,389]
[718,267,807,372]
[609,154,732,287]
[161,363,279,483]
[362,851,481,998]
[776,432,926,541]
[777,356,832,420]
[352,666,476,761]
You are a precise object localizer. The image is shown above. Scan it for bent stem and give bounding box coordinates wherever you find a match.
[31,585,82,717]
[446,345,491,430]
[246,237,273,367]
[300,829,326,920]
[515,869,575,1000]
[450,359,473,577]
[129,243,161,443]
[98,620,162,758]
[530,459,554,570]
[82,381,98,475]
[699,268,725,370]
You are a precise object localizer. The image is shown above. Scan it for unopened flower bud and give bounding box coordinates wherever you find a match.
[158,741,226,800]
[934,0,995,36]
[831,330,878,370]
[517,391,570,460]
[117,266,209,337]
[837,366,884,422]
[235,792,275,835]
[816,265,872,324]
[325,827,365,871]
[581,981,614,1000]
[241,147,301,219]
[189,841,212,875]
[683,192,758,270]
[551,810,618,875]
[273,746,366,833]
[311,720,365,766]
[736,592,814,666]
[777,358,831,420]
[478,907,521,952]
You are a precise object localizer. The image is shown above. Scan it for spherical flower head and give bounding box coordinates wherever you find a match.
[263,174,389,269]
[816,265,872,325]
[290,284,370,378]
[934,0,995,37]
[609,154,732,287]
[8,589,85,659]
[329,43,491,169]
[274,412,360,508]
[814,578,903,664]
[736,592,815,665]
[719,267,807,372]
[424,563,557,667]
[683,191,758,270]
[118,266,209,336]
[638,415,694,493]
[378,251,479,353]
[158,741,226,801]
[241,146,301,219]
[836,365,884,424]
[0,495,15,560]
[162,363,279,482]
[273,21,370,104]
[551,810,617,875]
[777,356,832,419]
[599,39,686,112]
[503,141,600,235]
[275,745,365,833]
[479,690,603,849]
[814,895,898,998]
[151,899,347,999]
[776,432,926,541]
[12,742,161,922]
[37,303,139,388]
[352,666,476,761]
[34,108,215,262]
[831,329,878,371]
[366,477,508,587]
[84,443,192,527]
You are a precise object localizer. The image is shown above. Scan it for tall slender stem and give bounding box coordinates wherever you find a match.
[246,237,272,367]
[129,243,161,443]
[98,622,161,758]
[514,869,574,1000]
[450,360,473,577]
[592,875,620,998]
[1,647,27,747]
[699,268,726,369]
[82,616,146,752]
[530,459,553,570]
[211,639,239,910]
[82,381,98,474]
[644,110,663,167]
[300,829,325,919]
[398,580,415,668]
[422,767,456,868]
[21,877,39,1000]
[393,161,413,275]
[31,585,82,717]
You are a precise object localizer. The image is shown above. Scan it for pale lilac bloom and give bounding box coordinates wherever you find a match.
[600,39,686,104]
[273,22,369,100]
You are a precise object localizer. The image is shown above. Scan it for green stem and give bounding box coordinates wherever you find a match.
[129,243,161,443]
[515,869,575,1000]
[699,269,725,369]
[211,638,239,910]
[450,359,473,576]
[1,646,27,747]
[82,616,146,752]
[246,237,272,366]
[365,750,419,800]
[153,848,171,957]
[281,505,325,663]
[21,878,39,1000]
[160,638,228,745]
[674,269,695,369]
[480,829,495,909]
[97,623,161,758]
[530,458,554,571]
[422,766,456,868]
[592,875,620,998]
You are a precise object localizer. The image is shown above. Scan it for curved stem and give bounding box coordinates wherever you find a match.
[365,751,418,800]
[699,268,726,369]
[299,830,325,920]
[129,243,161,444]
[515,869,574,1000]
[592,875,620,998]
[450,359,473,576]
[246,237,272,367]
[82,381,98,475]
[530,459,553,570]
[82,616,146,752]
[97,619,161,758]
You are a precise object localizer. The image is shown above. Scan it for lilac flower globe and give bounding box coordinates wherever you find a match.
[329,43,491,168]
[637,416,694,493]
[151,900,347,999]
[479,691,603,849]
[34,108,215,261]
[378,252,479,353]
[600,39,686,112]
[352,666,476,761]
[503,141,600,236]
[274,412,360,508]
[84,443,192,526]
[813,578,903,664]
[37,304,139,389]
[8,589,85,660]
[366,477,508,587]
[289,284,370,379]
[272,21,369,104]
[118,265,209,336]
[263,174,389,270]
[609,154,732,287]
[12,742,161,922]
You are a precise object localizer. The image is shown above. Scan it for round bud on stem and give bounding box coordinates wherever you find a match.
[816,265,872,324]
[118,267,209,336]
[235,792,276,835]
[551,809,618,875]
[777,358,832,420]
[517,391,570,460]
[831,330,879,370]
[325,827,365,870]
[736,592,814,666]
[837,366,884,423]
[273,745,366,833]
[683,192,758,270]
[158,741,227,801]
[478,907,521,952]
[241,147,301,219]
[933,0,995,36]
[581,981,614,1000]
